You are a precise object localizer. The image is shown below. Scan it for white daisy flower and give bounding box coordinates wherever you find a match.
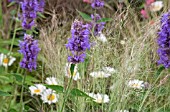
[128,79,145,89]
[41,89,59,105]
[0,53,16,67]
[29,84,46,96]
[65,63,80,81]
[88,93,110,103]
[89,71,111,78]
[102,67,117,74]
[150,1,163,12]
[45,77,59,85]
[97,32,107,43]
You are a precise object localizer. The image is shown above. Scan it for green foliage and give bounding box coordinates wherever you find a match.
[37,12,46,19]
[44,85,64,93]
[70,88,90,98]
[77,10,92,21]
[155,65,165,77]
[70,64,75,76]
[0,0,170,112]
[97,18,112,23]
[0,90,11,96]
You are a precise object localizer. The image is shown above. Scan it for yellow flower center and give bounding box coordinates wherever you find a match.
[96,97,103,103]
[132,83,140,88]
[47,94,55,101]
[34,89,41,93]
[3,58,9,64]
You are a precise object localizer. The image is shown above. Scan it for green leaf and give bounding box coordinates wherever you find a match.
[77,10,92,21]
[70,64,75,76]
[15,27,23,31]
[155,65,165,77]
[70,88,89,98]
[7,1,16,7]
[32,29,39,34]
[10,9,17,16]
[0,48,10,54]
[25,75,40,85]
[0,39,19,46]
[13,73,23,82]
[37,12,46,18]
[97,18,112,23]
[0,90,11,96]
[44,85,64,93]
[8,109,17,112]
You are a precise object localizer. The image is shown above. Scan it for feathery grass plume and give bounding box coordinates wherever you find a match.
[90,14,105,36]
[66,19,91,63]
[91,0,104,9]
[19,34,40,71]
[157,11,170,68]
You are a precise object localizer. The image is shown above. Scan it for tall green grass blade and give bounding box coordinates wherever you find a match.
[0,90,12,96]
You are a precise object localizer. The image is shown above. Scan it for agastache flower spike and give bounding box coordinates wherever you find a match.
[66,20,91,63]
[19,34,40,71]
[91,0,104,9]
[90,14,105,36]
[157,11,170,68]
[20,0,45,29]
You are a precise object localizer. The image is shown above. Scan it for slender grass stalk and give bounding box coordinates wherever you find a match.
[20,70,27,112]
[9,5,20,53]
[60,74,73,112]
[138,70,164,112]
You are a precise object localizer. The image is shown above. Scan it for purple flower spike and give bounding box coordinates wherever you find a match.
[19,34,40,71]
[38,0,45,12]
[20,0,38,29]
[90,14,105,36]
[66,20,91,63]
[157,11,170,68]
[91,0,104,9]
[20,0,45,30]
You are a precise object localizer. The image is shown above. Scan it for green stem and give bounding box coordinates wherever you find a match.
[9,5,20,53]
[20,70,27,112]
[60,75,73,112]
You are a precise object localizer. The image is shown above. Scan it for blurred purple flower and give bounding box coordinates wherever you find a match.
[38,0,45,12]
[66,20,91,63]
[90,14,105,36]
[91,0,104,9]
[157,11,170,68]
[20,0,45,29]
[20,0,38,29]
[19,34,40,71]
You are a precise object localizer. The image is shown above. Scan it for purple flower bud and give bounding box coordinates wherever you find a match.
[19,34,40,71]
[90,14,105,36]
[157,11,170,68]
[91,0,104,9]
[66,20,91,63]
